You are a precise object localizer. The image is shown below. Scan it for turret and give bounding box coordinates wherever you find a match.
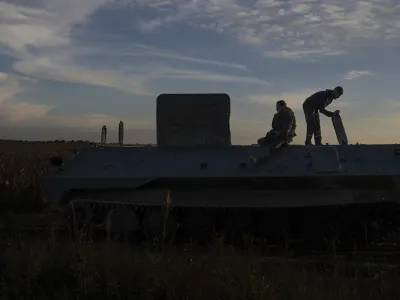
[156,93,231,147]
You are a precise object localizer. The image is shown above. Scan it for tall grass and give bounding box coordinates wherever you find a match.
[0,140,82,213]
[1,235,400,300]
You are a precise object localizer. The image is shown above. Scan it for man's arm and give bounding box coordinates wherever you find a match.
[278,111,293,139]
[320,107,340,117]
[319,90,336,117]
[319,108,334,117]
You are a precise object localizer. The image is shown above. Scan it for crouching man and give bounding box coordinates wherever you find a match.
[257,100,297,149]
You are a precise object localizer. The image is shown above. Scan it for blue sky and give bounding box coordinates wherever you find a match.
[0,0,399,144]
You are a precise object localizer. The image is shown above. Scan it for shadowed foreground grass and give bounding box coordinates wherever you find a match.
[1,236,400,300]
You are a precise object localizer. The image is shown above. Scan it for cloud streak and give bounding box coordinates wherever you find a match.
[13,56,152,96]
[264,49,345,60]
[79,41,249,72]
[344,70,372,80]
[150,66,269,85]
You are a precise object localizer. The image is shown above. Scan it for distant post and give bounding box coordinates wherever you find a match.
[118,120,124,147]
[101,125,107,146]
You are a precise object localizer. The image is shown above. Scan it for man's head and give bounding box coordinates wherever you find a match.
[276,100,286,112]
[333,86,343,99]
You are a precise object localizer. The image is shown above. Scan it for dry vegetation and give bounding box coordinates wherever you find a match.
[0,140,86,213]
[0,139,400,300]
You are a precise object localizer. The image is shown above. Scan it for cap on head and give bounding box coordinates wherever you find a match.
[276,100,286,107]
[334,86,343,96]
[276,100,286,112]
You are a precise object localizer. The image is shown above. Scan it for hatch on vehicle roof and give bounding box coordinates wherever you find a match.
[156,93,231,147]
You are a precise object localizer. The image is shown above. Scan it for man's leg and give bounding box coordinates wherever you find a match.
[258,130,275,146]
[314,112,322,145]
[252,132,276,166]
[303,105,315,145]
[251,132,283,167]
[257,137,266,146]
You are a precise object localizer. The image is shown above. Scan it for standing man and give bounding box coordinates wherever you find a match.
[302,86,343,145]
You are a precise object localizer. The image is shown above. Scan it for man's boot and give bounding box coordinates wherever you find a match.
[314,136,322,145]
[305,135,312,145]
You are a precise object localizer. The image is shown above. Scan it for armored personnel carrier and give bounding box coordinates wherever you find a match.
[43,93,400,247]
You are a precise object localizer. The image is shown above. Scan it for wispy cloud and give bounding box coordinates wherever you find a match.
[344,70,372,80]
[264,49,345,60]
[12,55,268,96]
[0,0,268,126]
[13,56,152,96]
[107,44,249,72]
[120,0,400,59]
[0,0,111,57]
[0,72,51,122]
[78,40,249,72]
[151,66,269,85]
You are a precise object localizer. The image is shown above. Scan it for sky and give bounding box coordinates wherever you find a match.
[0,0,399,145]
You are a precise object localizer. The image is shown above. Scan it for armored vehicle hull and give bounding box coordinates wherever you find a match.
[42,94,400,248]
[42,144,400,246]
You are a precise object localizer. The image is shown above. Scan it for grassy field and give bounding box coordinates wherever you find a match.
[0,140,85,213]
[1,139,400,299]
